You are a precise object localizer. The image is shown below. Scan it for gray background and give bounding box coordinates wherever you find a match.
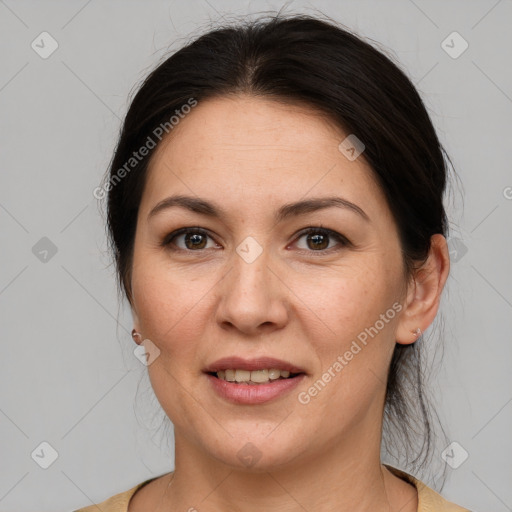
[1,1,511,510]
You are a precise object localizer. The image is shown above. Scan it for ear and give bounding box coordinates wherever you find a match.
[395,234,450,345]
[131,307,140,333]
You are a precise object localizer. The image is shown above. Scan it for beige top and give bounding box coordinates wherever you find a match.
[73,465,471,511]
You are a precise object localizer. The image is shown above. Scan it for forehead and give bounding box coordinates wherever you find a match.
[140,95,387,222]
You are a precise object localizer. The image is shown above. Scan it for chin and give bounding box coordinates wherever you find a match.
[203,432,307,472]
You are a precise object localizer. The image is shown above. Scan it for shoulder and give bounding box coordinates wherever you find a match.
[72,477,158,512]
[73,468,473,512]
[384,464,472,512]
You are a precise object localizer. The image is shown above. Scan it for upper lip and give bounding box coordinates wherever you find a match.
[203,356,306,374]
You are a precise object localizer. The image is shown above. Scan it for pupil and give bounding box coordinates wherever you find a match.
[309,233,328,250]
[184,232,329,251]
[186,233,206,249]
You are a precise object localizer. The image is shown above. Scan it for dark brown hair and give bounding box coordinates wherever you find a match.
[102,12,455,486]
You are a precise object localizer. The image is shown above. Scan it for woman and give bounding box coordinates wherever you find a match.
[75,13,471,512]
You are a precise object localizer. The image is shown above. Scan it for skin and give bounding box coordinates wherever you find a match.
[127,95,450,511]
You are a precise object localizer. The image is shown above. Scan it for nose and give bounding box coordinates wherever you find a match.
[215,246,289,336]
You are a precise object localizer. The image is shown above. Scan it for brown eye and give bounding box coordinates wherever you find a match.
[294,227,350,253]
[163,228,218,251]
[305,232,329,250]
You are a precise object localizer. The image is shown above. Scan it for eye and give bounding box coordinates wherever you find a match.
[293,226,351,253]
[162,225,351,254]
[162,227,220,252]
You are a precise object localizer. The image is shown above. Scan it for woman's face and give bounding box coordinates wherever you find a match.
[130,95,411,470]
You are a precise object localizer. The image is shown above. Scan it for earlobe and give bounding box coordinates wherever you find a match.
[131,308,141,343]
[395,234,450,345]
[131,329,142,345]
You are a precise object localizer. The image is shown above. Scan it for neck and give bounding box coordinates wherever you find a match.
[164,424,413,512]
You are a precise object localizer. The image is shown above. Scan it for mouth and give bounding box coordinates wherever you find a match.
[206,368,305,385]
[202,356,307,382]
[202,356,307,404]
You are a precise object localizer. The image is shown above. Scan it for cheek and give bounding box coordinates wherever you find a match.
[292,258,401,344]
[130,255,219,366]
[131,263,216,428]
[292,260,401,405]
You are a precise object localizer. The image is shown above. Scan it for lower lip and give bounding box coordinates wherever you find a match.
[205,373,306,404]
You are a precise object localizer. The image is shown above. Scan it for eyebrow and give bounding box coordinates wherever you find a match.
[148,194,370,223]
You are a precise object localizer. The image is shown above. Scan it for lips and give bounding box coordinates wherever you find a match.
[203,356,307,404]
[205,371,306,404]
[202,356,307,374]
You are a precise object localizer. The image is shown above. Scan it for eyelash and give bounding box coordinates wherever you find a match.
[161,226,351,255]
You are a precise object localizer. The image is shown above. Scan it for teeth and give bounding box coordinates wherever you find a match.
[268,369,281,380]
[215,368,295,384]
[250,369,269,383]
[235,370,251,382]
